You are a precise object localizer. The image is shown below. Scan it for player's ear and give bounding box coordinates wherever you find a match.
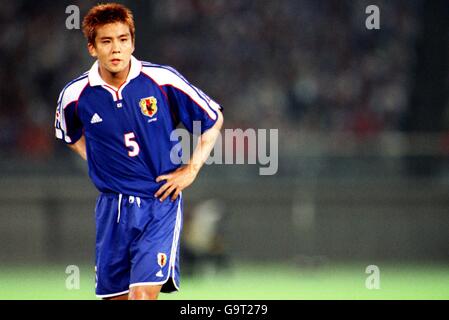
[87,42,97,58]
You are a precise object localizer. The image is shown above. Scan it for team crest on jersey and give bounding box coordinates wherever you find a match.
[139,96,158,117]
[157,253,167,268]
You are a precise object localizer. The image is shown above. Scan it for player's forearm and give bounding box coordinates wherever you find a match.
[188,110,223,175]
[68,135,87,160]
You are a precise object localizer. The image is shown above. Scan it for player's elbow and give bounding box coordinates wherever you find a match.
[215,109,224,130]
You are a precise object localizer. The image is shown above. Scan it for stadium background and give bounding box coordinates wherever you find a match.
[0,0,448,299]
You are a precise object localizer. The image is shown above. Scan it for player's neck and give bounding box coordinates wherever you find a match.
[98,63,131,90]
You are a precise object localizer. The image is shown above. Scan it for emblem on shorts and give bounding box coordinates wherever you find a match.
[139,96,158,117]
[157,253,167,268]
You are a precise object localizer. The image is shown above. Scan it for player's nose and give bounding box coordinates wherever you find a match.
[112,39,121,53]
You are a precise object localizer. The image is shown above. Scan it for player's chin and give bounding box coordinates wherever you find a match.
[106,63,126,74]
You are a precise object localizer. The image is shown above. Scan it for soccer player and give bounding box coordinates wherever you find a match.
[54,3,223,300]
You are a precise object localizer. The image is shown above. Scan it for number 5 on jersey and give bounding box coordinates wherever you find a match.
[124,132,140,157]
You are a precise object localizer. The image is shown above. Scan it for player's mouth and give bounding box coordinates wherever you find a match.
[110,59,122,66]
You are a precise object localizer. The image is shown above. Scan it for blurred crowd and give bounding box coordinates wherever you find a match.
[0,0,422,159]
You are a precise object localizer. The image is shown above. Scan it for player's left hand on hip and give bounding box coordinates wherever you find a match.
[155,165,198,202]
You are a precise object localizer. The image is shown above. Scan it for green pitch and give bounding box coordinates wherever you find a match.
[0,262,448,300]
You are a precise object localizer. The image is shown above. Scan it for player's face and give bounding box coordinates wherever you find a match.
[88,22,135,75]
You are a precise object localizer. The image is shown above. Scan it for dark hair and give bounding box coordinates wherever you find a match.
[82,3,135,45]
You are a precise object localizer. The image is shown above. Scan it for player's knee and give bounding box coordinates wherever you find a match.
[129,285,161,300]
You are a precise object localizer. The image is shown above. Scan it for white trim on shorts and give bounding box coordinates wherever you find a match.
[96,289,130,299]
[129,281,168,288]
[169,193,182,291]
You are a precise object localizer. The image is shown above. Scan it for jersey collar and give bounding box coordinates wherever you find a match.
[88,55,142,88]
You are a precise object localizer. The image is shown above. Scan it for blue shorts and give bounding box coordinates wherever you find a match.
[94,192,183,298]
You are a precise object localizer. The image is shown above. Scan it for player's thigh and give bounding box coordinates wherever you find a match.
[128,285,163,300]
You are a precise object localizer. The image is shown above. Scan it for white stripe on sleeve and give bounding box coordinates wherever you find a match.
[142,66,218,120]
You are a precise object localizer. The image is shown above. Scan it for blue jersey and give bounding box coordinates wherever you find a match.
[55,56,221,197]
